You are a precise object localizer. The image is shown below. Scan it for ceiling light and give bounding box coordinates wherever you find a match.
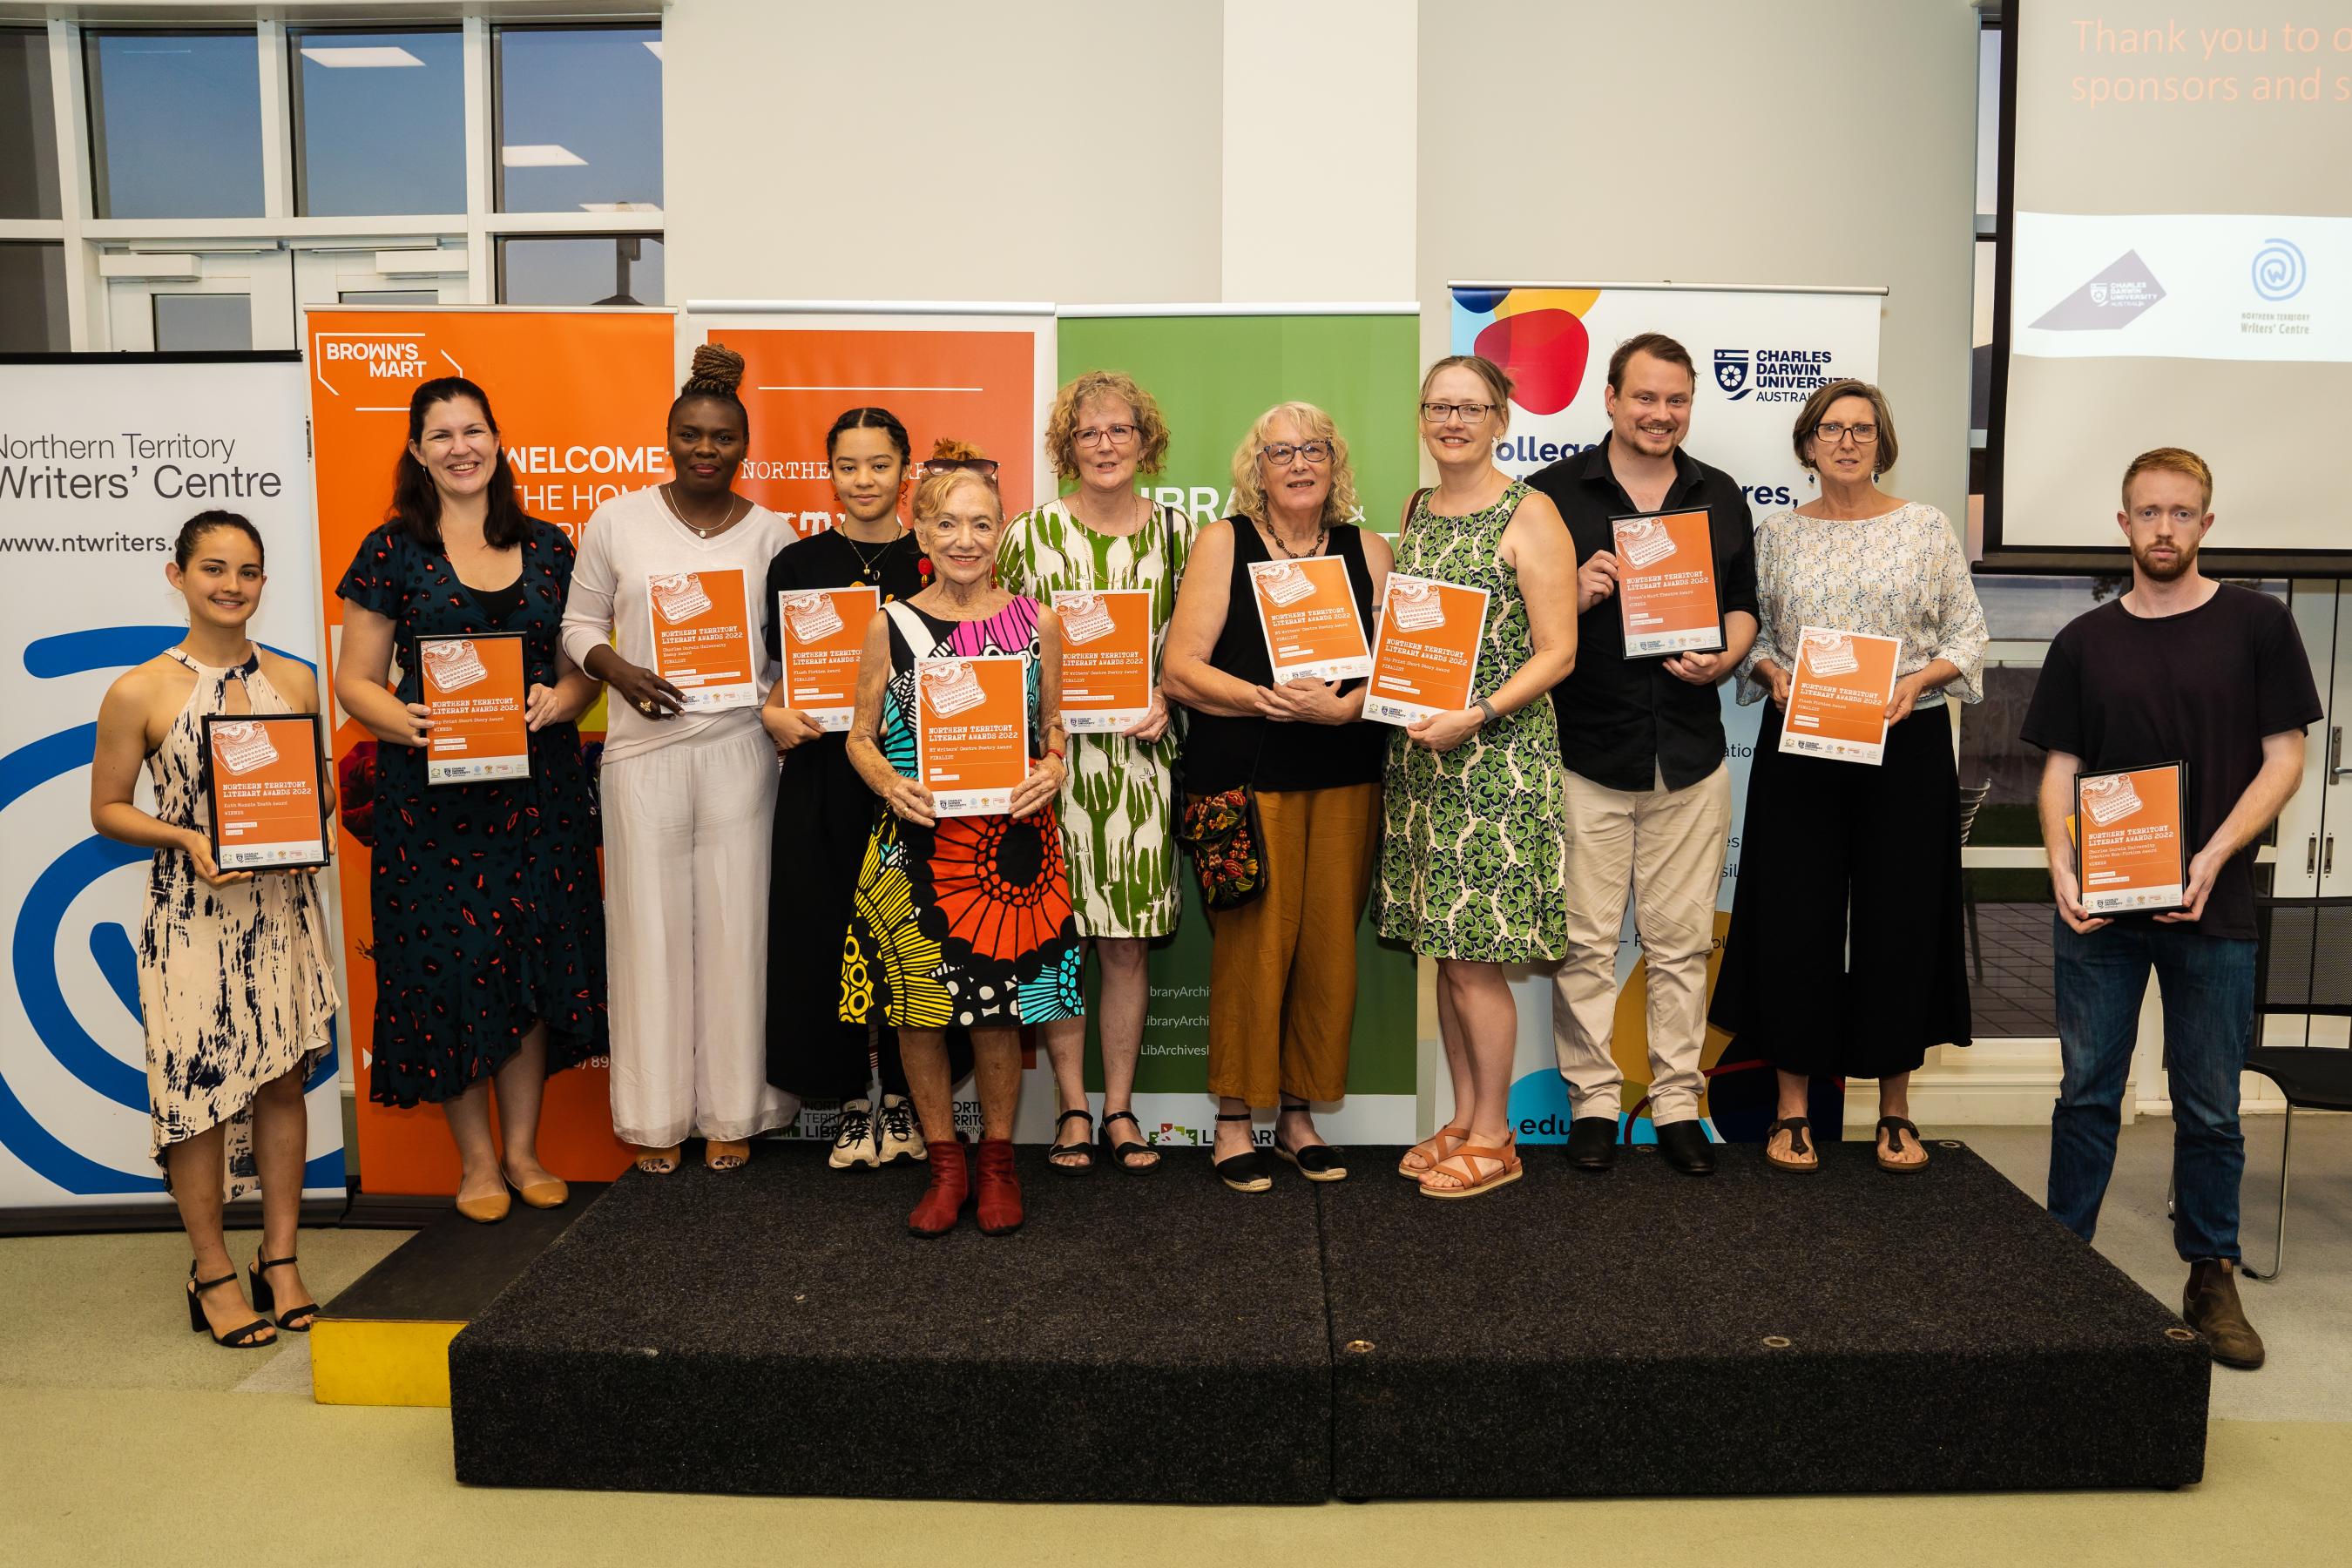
[301,46,426,69]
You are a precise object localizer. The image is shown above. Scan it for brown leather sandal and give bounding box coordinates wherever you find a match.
[704,1138,751,1171]
[1417,1138,1523,1200]
[1397,1123,1470,1180]
[1765,1117,1820,1173]
[1876,1116,1930,1173]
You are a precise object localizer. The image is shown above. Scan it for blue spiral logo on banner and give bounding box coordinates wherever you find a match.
[1,626,339,1194]
[2251,238,2306,302]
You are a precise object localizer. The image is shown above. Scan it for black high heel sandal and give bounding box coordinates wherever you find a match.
[1048,1108,1095,1177]
[247,1253,320,1332]
[1213,1112,1272,1193]
[1099,1109,1159,1173]
[186,1261,273,1348]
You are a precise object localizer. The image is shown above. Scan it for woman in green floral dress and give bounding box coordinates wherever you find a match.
[1375,355,1579,1200]
[998,371,1197,1174]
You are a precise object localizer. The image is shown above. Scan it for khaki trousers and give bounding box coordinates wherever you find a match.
[1551,762,1731,1125]
[1203,783,1378,1109]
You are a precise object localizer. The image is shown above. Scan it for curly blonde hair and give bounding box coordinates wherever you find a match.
[1044,370,1170,482]
[1228,402,1359,531]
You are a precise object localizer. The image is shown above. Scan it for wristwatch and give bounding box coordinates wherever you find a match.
[1474,696,1499,726]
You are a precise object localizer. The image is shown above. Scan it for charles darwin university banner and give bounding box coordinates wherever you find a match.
[1449,282,1882,1143]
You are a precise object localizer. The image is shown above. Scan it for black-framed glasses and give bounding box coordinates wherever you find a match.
[1420,401,1494,423]
[918,456,1002,481]
[1814,422,1879,446]
[1072,423,1139,448]
[1258,440,1335,467]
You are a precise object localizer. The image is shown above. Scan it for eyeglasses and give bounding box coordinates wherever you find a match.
[918,457,1001,482]
[1420,402,1495,424]
[1072,423,1139,448]
[1258,440,1335,467]
[1814,422,1879,446]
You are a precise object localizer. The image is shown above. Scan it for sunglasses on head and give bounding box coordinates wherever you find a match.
[918,456,1001,482]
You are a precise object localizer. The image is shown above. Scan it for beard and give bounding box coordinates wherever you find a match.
[2132,536,2197,581]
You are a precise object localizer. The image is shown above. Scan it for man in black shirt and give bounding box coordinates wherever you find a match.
[2022,447,2319,1370]
[1525,334,1759,1177]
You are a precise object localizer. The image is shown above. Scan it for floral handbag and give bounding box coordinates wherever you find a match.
[1173,733,1267,912]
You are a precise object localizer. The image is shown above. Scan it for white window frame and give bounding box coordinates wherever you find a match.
[2,10,664,351]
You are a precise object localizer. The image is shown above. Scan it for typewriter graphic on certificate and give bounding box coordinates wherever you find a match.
[781,591,844,644]
[1389,579,1447,632]
[2080,773,2145,827]
[420,639,489,692]
[1058,592,1116,645]
[1254,562,1316,606]
[1801,630,1860,677]
[213,720,280,775]
[1614,518,1678,568]
[650,573,713,625]
[919,659,988,718]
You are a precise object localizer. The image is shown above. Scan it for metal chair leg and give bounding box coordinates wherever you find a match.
[2241,1101,2291,1283]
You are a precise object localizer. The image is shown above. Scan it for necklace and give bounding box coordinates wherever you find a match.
[659,483,740,538]
[1264,518,1328,559]
[839,528,900,581]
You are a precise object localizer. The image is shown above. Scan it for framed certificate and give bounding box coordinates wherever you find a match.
[1611,507,1723,659]
[1364,573,1491,727]
[202,712,328,871]
[1248,556,1372,683]
[1778,625,1902,766]
[915,653,1031,818]
[777,585,881,732]
[419,632,531,785]
[647,566,760,711]
[2075,761,2191,916]
[1051,588,1152,733]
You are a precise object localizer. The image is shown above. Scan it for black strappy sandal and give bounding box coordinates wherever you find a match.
[1048,1108,1095,1176]
[1876,1115,1930,1173]
[186,1261,274,1348]
[1098,1108,1159,1173]
[1764,1116,1819,1173]
[247,1253,319,1332]
[1213,1112,1272,1193]
[1273,1098,1348,1181]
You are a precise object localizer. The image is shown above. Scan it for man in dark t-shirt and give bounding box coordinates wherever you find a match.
[2021,447,2319,1371]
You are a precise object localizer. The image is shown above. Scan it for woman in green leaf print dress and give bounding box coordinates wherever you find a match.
[1376,355,1579,1200]
[998,371,1196,1176]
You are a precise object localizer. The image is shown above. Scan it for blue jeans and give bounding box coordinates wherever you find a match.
[2048,916,2255,1262]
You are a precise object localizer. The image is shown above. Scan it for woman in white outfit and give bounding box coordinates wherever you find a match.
[559,345,799,1172]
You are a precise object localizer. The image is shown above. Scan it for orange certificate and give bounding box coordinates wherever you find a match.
[647,566,760,711]
[1051,588,1152,733]
[1364,574,1491,727]
[1612,508,1723,659]
[419,633,531,785]
[778,585,881,732]
[915,653,1031,818]
[203,713,328,870]
[1249,556,1372,683]
[2076,761,2189,916]
[1779,625,1902,766]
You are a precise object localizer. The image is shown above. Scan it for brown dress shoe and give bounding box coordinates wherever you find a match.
[2182,1259,2266,1369]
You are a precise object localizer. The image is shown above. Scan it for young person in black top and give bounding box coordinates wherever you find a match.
[2023,447,2320,1370]
[761,408,970,1167]
[1524,335,1759,1175]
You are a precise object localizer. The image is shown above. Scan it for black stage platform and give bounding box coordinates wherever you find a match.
[449,1140,2209,1503]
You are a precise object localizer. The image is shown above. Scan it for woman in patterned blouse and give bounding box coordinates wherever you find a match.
[1707,380,1990,1175]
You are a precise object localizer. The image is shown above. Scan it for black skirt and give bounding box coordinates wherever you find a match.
[1707,702,1972,1078]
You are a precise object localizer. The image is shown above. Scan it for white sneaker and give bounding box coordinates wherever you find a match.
[828,1098,880,1169]
[876,1093,928,1165]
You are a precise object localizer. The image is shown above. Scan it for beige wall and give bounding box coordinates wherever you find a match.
[1416,0,1982,522]
[661,0,1225,307]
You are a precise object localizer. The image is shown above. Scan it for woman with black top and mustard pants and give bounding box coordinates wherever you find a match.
[1163,402,1391,1192]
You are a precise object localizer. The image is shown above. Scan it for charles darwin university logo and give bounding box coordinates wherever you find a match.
[1714,350,1750,398]
[1713,348,1837,403]
[2032,250,2167,330]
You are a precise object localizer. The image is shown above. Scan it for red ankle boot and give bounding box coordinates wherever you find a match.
[908,1136,970,1238]
[974,1138,1024,1235]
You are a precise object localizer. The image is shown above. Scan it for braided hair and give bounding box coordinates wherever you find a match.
[825,405,910,464]
[670,341,749,436]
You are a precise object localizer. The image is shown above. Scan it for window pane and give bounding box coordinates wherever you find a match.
[153,293,253,353]
[340,289,440,306]
[1970,239,1996,431]
[0,30,61,220]
[1975,26,2000,220]
[292,29,463,217]
[497,235,663,305]
[0,241,70,350]
[87,31,263,220]
[495,26,662,213]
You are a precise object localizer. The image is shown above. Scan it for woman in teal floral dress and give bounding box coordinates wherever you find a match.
[998,370,1195,1174]
[1376,355,1579,1200]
